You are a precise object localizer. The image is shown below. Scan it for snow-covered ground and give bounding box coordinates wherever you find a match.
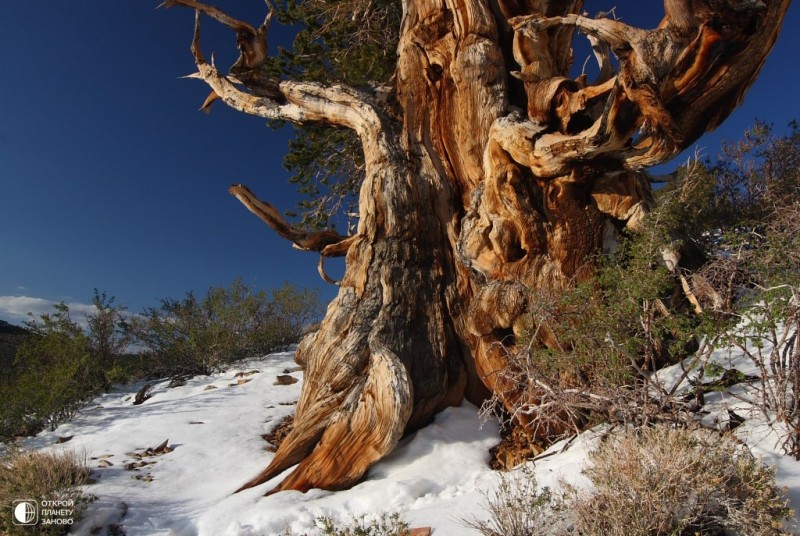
[13,342,800,535]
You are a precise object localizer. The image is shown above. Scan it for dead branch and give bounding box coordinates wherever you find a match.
[165,0,275,112]
[513,13,686,162]
[229,184,354,254]
[165,0,271,69]
[162,0,256,34]
[317,256,338,285]
[587,33,614,84]
[510,13,645,52]
[183,27,384,147]
[189,10,220,113]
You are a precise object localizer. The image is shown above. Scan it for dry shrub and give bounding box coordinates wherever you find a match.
[724,293,800,459]
[569,425,795,536]
[470,426,794,536]
[0,447,93,535]
[312,512,410,536]
[464,463,563,536]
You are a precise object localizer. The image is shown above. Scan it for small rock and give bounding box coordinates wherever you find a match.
[98,459,114,468]
[124,460,152,470]
[108,523,126,536]
[189,421,205,425]
[228,378,253,386]
[56,435,73,444]
[727,409,746,430]
[145,439,172,455]
[204,385,218,391]
[234,370,260,378]
[274,374,298,385]
[168,377,188,388]
[133,383,154,406]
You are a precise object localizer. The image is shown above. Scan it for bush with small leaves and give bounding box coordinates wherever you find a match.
[132,279,322,377]
[2,297,123,436]
[464,463,564,536]
[485,124,800,450]
[281,512,410,536]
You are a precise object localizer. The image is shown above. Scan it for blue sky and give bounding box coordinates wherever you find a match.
[1,2,798,324]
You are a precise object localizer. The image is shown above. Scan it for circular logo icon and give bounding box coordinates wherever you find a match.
[13,500,38,525]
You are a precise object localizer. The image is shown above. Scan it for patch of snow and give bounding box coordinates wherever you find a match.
[11,338,800,535]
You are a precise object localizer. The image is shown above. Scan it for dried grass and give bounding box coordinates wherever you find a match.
[569,425,795,536]
[0,447,92,535]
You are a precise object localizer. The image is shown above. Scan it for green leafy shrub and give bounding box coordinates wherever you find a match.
[486,189,719,439]
[0,292,131,438]
[0,320,29,379]
[0,280,321,437]
[132,279,321,377]
[486,122,800,445]
[0,447,93,536]
[674,123,800,457]
[720,289,800,458]
[84,291,133,380]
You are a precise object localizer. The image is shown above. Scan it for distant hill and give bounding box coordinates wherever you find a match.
[0,319,29,373]
[0,319,27,335]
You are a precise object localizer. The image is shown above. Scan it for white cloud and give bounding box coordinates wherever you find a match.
[0,296,98,327]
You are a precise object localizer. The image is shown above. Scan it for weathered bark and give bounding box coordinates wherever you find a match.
[164,0,790,493]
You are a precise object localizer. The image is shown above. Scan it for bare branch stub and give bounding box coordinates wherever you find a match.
[229,184,353,255]
[162,0,256,31]
[189,10,221,113]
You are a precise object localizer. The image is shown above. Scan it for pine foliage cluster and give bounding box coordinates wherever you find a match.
[269,0,401,230]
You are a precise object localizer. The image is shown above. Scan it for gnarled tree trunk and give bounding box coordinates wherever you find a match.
[165,0,790,493]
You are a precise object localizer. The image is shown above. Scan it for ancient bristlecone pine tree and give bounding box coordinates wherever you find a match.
[163,0,790,493]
